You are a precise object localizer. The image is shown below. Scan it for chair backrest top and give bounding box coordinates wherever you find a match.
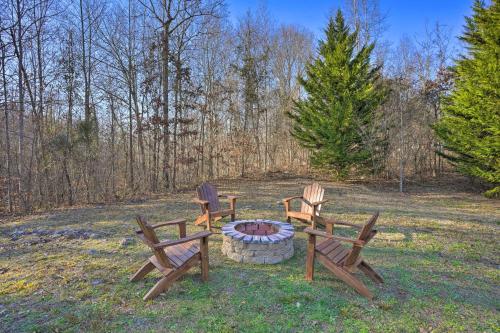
[357,212,379,243]
[197,182,221,213]
[344,212,379,267]
[135,215,171,268]
[301,183,325,215]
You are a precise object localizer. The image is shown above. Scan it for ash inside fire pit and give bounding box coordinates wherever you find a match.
[235,222,278,236]
[221,219,294,264]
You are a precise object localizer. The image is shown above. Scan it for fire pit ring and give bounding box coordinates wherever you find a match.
[221,219,294,264]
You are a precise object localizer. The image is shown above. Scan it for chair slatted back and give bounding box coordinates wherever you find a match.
[344,212,379,267]
[197,182,221,214]
[301,183,325,216]
[135,216,172,268]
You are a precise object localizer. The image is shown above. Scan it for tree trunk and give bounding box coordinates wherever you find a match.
[66,31,75,205]
[399,90,405,193]
[1,40,13,213]
[172,55,181,190]
[14,0,29,211]
[36,11,50,207]
[128,69,134,188]
[110,94,116,198]
[161,25,171,190]
[63,149,73,206]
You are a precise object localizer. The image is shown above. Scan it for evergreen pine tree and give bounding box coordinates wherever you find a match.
[434,0,500,197]
[288,10,386,177]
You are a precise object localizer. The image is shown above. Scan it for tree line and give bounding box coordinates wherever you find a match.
[289,1,498,196]
[0,0,487,214]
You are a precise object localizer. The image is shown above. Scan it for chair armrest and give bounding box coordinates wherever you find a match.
[304,228,365,246]
[153,231,212,249]
[218,195,238,200]
[193,198,209,206]
[150,218,186,229]
[136,218,187,239]
[334,221,362,229]
[282,196,302,203]
[321,217,361,229]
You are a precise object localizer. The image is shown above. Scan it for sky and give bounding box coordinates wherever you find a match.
[226,0,474,49]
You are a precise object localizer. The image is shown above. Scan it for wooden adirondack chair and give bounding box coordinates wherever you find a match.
[193,182,238,231]
[283,183,327,228]
[304,212,383,300]
[130,215,212,301]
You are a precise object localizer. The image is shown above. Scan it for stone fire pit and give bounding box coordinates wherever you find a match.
[221,219,294,264]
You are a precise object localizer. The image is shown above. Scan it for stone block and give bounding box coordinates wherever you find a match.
[280,225,294,231]
[273,247,289,256]
[283,249,294,260]
[265,255,284,264]
[232,241,247,250]
[246,243,267,251]
[267,235,281,243]
[267,242,284,250]
[221,242,233,255]
[260,236,270,244]
[249,256,267,264]
[242,235,253,243]
[227,252,243,262]
[233,233,245,240]
[240,250,255,257]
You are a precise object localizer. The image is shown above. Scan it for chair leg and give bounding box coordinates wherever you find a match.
[206,215,212,232]
[283,201,289,221]
[142,256,200,301]
[200,238,209,282]
[130,260,155,282]
[318,255,374,299]
[143,266,188,301]
[359,261,384,283]
[143,275,173,301]
[230,199,236,221]
[305,234,316,281]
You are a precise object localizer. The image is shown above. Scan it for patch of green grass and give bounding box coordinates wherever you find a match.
[0,178,498,332]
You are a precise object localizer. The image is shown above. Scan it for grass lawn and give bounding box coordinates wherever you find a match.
[1,176,499,332]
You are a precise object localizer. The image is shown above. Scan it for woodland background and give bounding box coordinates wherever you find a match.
[0,0,457,214]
